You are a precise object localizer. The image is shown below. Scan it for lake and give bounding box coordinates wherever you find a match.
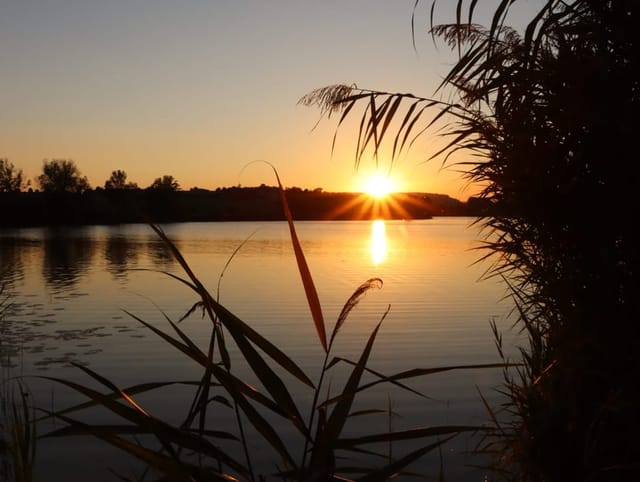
[0,218,519,481]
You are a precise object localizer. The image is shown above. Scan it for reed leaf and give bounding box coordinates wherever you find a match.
[335,425,483,448]
[331,362,511,397]
[6,383,36,482]
[124,310,209,367]
[38,377,247,475]
[46,411,239,482]
[44,424,239,441]
[212,315,306,434]
[377,90,403,159]
[311,316,386,475]
[206,296,314,388]
[212,369,298,471]
[330,97,359,156]
[148,224,201,291]
[270,164,328,352]
[70,362,149,416]
[324,320,384,439]
[37,381,202,422]
[323,357,426,403]
[354,435,456,482]
[214,371,289,420]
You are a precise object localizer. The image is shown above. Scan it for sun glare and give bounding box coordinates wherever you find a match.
[363,174,395,199]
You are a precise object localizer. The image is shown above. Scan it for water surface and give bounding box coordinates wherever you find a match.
[1,218,518,481]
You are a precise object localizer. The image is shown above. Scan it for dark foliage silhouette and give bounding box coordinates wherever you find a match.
[37,159,90,193]
[104,170,138,190]
[0,159,28,193]
[147,175,180,191]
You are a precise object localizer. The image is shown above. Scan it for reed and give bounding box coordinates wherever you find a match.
[1,288,36,482]
[300,2,640,480]
[36,168,504,481]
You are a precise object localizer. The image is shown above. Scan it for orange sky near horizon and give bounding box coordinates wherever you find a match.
[0,1,543,201]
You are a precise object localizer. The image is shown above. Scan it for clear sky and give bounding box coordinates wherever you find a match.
[1,0,541,200]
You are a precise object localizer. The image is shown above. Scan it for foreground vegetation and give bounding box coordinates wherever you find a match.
[301,1,639,480]
[11,169,500,481]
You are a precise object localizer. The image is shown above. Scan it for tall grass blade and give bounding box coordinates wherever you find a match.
[124,310,209,367]
[355,435,457,482]
[45,424,239,441]
[70,362,149,416]
[269,164,328,352]
[38,381,200,421]
[311,314,387,475]
[212,314,307,434]
[39,377,248,475]
[335,426,483,448]
[206,297,314,388]
[213,369,298,471]
[7,383,36,482]
[325,319,384,440]
[45,411,240,482]
[329,362,511,397]
[323,357,427,402]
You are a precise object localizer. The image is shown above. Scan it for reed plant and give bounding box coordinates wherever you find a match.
[1,287,37,482]
[36,168,504,481]
[300,1,640,480]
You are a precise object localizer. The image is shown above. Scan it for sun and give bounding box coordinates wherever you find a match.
[363,174,396,199]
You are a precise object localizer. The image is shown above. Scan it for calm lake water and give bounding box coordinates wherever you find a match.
[1,218,519,481]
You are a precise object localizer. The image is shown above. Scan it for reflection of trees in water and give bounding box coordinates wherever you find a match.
[0,237,28,289]
[42,230,96,292]
[146,238,178,270]
[105,234,140,279]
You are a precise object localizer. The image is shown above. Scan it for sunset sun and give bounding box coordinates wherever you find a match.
[363,174,396,199]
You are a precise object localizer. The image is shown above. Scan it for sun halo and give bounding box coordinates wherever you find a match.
[363,174,396,199]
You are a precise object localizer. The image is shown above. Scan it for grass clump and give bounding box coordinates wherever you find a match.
[1,287,36,482]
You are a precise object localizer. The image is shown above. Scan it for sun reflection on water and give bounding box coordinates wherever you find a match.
[370,219,387,265]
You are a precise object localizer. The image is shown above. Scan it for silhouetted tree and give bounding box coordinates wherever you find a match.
[0,158,28,192]
[104,169,138,190]
[37,159,90,193]
[303,1,639,480]
[148,175,179,191]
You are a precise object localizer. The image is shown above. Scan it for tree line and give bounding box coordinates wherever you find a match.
[0,158,179,193]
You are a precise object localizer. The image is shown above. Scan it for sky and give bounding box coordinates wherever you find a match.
[1,0,542,200]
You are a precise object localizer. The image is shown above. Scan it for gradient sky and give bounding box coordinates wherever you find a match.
[1,1,541,200]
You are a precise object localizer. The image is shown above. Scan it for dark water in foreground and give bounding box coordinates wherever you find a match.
[1,218,518,481]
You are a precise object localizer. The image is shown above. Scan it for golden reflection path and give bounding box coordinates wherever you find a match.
[370,219,387,265]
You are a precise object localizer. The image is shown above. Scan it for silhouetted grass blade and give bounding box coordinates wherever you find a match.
[354,435,457,482]
[45,411,240,482]
[206,296,314,389]
[212,369,298,471]
[327,362,510,400]
[270,164,328,353]
[39,377,248,476]
[311,318,385,475]
[335,426,483,448]
[124,310,209,367]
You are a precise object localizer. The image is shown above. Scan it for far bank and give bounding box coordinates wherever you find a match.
[0,185,483,227]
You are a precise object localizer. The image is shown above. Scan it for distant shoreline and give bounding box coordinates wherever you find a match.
[0,186,481,228]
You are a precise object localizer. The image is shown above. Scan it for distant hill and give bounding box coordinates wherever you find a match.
[0,186,480,227]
